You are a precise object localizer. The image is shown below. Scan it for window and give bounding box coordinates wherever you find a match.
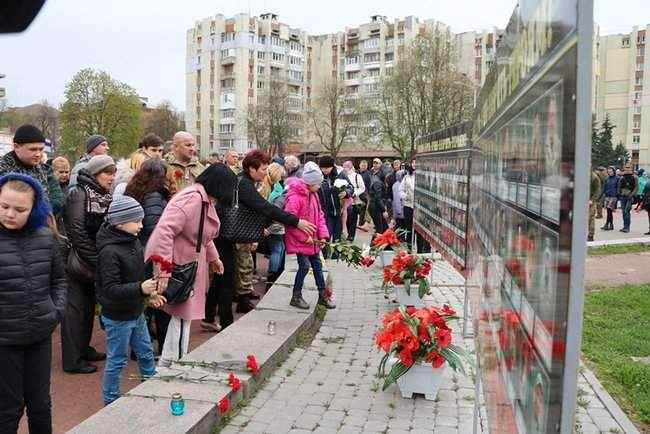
[364,52,380,63]
[638,46,646,56]
[364,82,379,93]
[257,66,264,74]
[272,52,285,62]
[398,35,405,45]
[364,37,379,49]
[636,76,644,86]
[634,119,641,128]
[219,123,234,134]
[345,56,360,65]
[289,70,303,82]
[289,55,303,66]
[257,51,265,60]
[289,41,303,52]
[221,49,235,59]
[385,67,393,76]
[346,71,359,79]
[635,106,642,114]
[257,81,264,89]
[622,37,630,48]
[633,135,640,144]
[366,68,380,77]
[220,109,235,119]
[271,36,284,47]
[221,32,235,43]
[638,33,646,44]
[385,38,393,46]
[249,33,256,43]
[385,52,394,62]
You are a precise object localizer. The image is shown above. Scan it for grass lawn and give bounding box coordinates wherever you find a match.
[582,284,650,428]
[587,244,650,256]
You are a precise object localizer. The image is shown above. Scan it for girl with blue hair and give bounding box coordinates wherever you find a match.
[0,172,67,434]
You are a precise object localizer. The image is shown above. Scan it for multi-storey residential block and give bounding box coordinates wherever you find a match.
[186,13,458,159]
[595,25,650,168]
[455,28,503,89]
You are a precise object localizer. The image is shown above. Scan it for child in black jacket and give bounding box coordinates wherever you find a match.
[96,195,163,405]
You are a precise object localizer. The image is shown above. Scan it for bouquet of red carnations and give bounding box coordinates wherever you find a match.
[382,250,433,298]
[375,305,469,390]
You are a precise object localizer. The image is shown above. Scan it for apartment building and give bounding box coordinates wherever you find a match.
[455,28,503,89]
[595,25,650,168]
[185,13,308,156]
[186,13,456,158]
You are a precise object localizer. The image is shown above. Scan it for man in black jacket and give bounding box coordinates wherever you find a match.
[317,156,353,244]
[368,158,389,235]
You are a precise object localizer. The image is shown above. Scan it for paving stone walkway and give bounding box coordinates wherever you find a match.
[219,257,637,434]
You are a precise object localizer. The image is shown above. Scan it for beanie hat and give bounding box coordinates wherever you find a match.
[85,155,115,175]
[106,195,144,226]
[85,134,108,153]
[318,155,335,168]
[302,161,324,186]
[13,124,45,144]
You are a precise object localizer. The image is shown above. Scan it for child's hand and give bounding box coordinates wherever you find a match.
[318,239,327,246]
[141,278,158,295]
[305,236,314,245]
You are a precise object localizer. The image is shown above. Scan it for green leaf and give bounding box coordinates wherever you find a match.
[382,360,411,390]
[418,279,428,298]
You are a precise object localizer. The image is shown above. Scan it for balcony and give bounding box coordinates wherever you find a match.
[344,62,360,72]
[221,56,236,65]
[344,78,360,86]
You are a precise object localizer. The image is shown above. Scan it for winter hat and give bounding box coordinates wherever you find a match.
[13,124,46,144]
[302,161,323,186]
[85,155,115,175]
[85,134,108,153]
[0,172,51,229]
[106,195,144,226]
[318,155,335,168]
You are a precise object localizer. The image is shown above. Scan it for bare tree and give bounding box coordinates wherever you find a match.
[143,100,182,142]
[247,77,302,157]
[371,30,474,159]
[307,76,362,159]
[34,100,58,143]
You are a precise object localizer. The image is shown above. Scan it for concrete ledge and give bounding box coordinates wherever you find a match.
[68,263,319,434]
[588,237,650,248]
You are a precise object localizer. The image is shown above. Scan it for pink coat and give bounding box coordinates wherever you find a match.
[283,178,329,255]
[145,184,220,320]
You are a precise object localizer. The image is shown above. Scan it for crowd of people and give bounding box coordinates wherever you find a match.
[589,164,650,241]
[0,123,417,433]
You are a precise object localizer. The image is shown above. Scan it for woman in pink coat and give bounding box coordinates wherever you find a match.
[145,164,234,366]
[284,162,336,310]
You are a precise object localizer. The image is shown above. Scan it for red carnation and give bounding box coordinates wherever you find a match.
[217,397,230,413]
[246,354,259,375]
[324,287,333,299]
[174,169,184,179]
[228,372,241,392]
[441,304,456,316]
[360,256,375,267]
[426,350,446,368]
[150,255,173,273]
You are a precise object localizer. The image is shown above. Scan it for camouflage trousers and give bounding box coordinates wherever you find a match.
[234,243,255,296]
[588,202,596,238]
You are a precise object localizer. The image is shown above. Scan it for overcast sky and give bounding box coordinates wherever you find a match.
[1,0,648,111]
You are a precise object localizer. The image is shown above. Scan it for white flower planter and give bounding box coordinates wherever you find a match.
[390,357,446,400]
[394,283,424,307]
[379,250,395,268]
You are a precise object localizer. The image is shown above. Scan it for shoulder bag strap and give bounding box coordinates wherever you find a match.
[195,197,207,254]
[233,176,241,208]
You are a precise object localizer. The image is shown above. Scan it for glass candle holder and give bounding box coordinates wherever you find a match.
[267,320,276,336]
[170,392,185,416]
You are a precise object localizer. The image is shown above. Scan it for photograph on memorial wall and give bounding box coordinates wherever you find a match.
[413,122,471,273]
[466,0,592,433]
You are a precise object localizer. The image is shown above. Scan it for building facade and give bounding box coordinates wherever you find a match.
[595,25,650,169]
[185,13,459,158]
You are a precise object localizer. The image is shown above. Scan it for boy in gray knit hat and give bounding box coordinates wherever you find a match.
[95,194,163,405]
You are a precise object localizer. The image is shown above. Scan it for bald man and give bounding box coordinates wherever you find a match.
[164,131,205,190]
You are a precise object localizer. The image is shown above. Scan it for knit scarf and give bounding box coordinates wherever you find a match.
[83,183,112,214]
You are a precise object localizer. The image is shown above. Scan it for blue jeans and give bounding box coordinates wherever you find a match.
[621,196,633,230]
[325,214,342,243]
[293,253,326,298]
[268,234,285,274]
[102,315,156,405]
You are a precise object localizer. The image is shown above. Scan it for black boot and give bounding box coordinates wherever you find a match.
[236,296,256,313]
[265,271,277,292]
[318,295,336,309]
[290,295,310,310]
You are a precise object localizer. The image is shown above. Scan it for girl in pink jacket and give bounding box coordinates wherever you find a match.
[284,162,336,310]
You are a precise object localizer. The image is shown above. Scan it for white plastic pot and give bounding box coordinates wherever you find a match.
[379,250,395,268]
[390,357,447,400]
[394,283,424,307]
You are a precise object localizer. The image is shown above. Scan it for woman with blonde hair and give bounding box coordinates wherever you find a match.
[258,163,287,288]
[113,150,150,197]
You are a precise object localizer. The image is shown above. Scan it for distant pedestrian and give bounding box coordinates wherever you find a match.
[284,155,302,179]
[317,156,353,245]
[588,168,601,242]
[342,160,365,242]
[0,173,66,434]
[617,164,638,233]
[96,196,161,405]
[640,180,650,235]
[392,170,406,233]
[601,167,619,231]
[401,163,415,247]
[368,158,389,236]
[283,162,335,310]
[69,134,110,187]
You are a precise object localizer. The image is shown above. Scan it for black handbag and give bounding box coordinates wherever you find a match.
[216,176,267,243]
[162,200,207,305]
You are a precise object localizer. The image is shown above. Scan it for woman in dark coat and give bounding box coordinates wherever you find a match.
[62,155,116,374]
[204,151,316,329]
[0,172,66,434]
[124,159,176,354]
